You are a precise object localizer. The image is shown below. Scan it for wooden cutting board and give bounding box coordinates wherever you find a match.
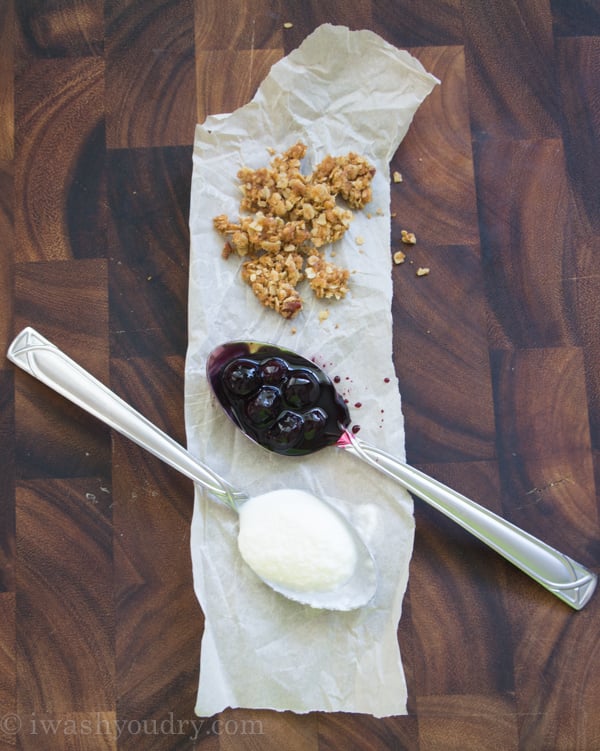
[1,2,599,749]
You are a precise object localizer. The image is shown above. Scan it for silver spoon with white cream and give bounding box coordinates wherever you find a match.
[7,327,376,611]
[207,340,597,611]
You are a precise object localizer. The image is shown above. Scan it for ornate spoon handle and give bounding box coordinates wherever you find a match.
[340,431,597,610]
[8,327,246,508]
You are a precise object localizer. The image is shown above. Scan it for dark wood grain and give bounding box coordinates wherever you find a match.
[492,348,597,557]
[372,0,464,47]
[393,243,495,464]
[15,0,103,58]
[394,46,479,248]
[2,1,599,750]
[409,462,514,696]
[107,145,191,359]
[557,36,600,235]
[0,1,14,163]
[16,478,114,713]
[0,161,14,355]
[105,0,197,150]
[463,0,560,140]
[14,57,105,261]
[0,373,15,594]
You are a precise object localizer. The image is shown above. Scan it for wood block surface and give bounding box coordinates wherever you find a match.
[1,1,599,749]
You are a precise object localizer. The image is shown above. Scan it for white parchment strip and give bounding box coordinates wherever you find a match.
[185,24,438,717]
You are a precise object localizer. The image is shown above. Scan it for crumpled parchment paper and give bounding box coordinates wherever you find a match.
[184,24,438,717]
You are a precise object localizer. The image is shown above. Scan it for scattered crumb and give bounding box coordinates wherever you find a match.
[318,309,330,323]
[392,171,402,183]
[355,235,365,245]
[416,267,430,277]
[393,250,406,265]
[401,229,417,245]
[376,207,384,216]
[283,22,293,29]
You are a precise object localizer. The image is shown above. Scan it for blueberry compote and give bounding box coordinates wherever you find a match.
[208,342,350,456]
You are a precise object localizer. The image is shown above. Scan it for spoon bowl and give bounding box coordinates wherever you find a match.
[207,340,597,611]
[207,341,349,456]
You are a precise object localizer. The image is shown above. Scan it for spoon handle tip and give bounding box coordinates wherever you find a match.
[342,430,596,610]
[8,327,245,507]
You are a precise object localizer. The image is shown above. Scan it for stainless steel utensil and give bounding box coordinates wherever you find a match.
[207,340,597,610]
[7,327,377,611]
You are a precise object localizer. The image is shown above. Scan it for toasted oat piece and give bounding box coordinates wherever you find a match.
[238,143,308,215]
[313,152,376,209]
[214,213,309,257]
[305,252,350,300]
[309,205,354,248]
[241,252,305,319]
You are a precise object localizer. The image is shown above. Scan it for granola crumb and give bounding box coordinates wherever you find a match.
[241,251,304,319]
[355,235,365,246]
[283,21,293,28]
[392,171,403,183]
[312,151,376,209]
[416,267,430,277]
[393,250,406,265]
[318,309,330,323]
[213,142,375,318]
[305,252,350,300]
[401,229,417,245]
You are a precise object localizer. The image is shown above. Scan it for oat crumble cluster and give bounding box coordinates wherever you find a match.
[213,143,376,319]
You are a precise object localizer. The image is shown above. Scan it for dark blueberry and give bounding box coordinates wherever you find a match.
[283,370,320,409]
[259,357,289,385]
[302,408,328,441]
[266,411,304,450]
[245,386,282,426]
[222,358,260,396]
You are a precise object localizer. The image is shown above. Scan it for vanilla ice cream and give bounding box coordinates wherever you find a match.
[237,489,358,592]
